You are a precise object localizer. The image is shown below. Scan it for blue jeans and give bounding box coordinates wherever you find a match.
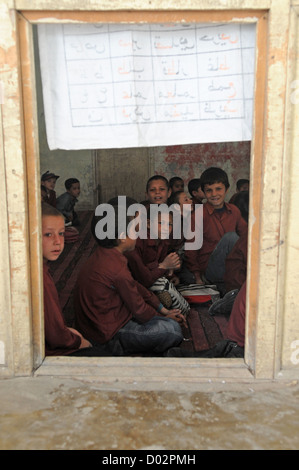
[108,316,183,356]
[205,232,239,283]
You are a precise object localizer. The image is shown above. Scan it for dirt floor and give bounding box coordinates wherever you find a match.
[0,376,298,450]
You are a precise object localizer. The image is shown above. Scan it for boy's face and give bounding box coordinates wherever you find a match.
[42,215,65,262]
[192,187,205,202]
[149,213,173,240]
[203,182,228,209]
[171,180,184,193]
[146,179,170,204]
[68,182,80,198]
[178,192,193,212]
[117,219,137,253]
[239,182,249,192]
[43,177,57,191]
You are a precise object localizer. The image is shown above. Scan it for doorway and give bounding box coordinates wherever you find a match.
[18,7,270,382]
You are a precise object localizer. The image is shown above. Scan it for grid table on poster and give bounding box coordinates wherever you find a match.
[38,22,256,149]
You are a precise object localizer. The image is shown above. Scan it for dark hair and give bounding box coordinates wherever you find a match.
[200,167,230,191]
[91,196,137,248]
[169,176,184,189]
[236,179,249,191]
[231,191,249,222]
[41,202,64,218]
[107,196,138,207]
[65,178,80,190]
[146,175,169,192]
[167,190,184,206]
[188,178,201,196]
[41,170,59,181]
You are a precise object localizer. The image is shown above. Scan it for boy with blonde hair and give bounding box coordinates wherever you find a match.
[42,203,113,356]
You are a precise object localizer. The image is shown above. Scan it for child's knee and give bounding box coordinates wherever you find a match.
[222,231,239,243]
[162,317,184,342]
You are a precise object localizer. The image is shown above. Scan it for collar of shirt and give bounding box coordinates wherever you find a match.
[205,201,232,215]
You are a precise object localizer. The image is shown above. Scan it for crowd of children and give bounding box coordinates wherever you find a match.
[41,166,249,359]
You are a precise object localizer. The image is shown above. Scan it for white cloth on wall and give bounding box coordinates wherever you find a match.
[37,22,256,150]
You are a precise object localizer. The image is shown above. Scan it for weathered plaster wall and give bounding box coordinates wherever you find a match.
[0,3,33,375]
[0,0,298,381]
[280,6,299,370]
[153,142,250,201]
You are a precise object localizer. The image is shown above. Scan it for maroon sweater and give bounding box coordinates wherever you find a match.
[74,246,161,344]
[226,282,246,347]
[185,202,248,277]
[224,232,248,292]
[43,263,81,356]
[125,235,169,287]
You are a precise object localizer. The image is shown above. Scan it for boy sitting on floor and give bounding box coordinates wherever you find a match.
[185,167,248,293]
[188,178,205,205]
[74,198,185,356]
[41,170,59,207]
[56,177,81,226]
[169,176,184,194]
[42,203,113,357]
[141,175,171,208]
[167,190,195,285]
[125,205,181,288]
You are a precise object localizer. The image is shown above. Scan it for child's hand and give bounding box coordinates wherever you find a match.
[68,327,91,348]
[159,252,181,270]
[169,274,180,286]
[165,308,187,328]
[80,337,92,349]
[195,273,204,285]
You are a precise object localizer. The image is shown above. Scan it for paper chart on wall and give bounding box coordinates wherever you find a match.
[37,22,256,150]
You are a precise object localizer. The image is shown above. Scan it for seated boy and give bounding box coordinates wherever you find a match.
[224,190,249,293]
[42,203,112,357]
[169,176,184,194]
[125,205,181,288]
[188,178,205,205]
[142,175,171,208]
[209,190,249,315]
[166,190,195,285]
[41,170,59,207]
[229,178,249,203]
[56,177,81,226]
[185,167,248,291]
[74,199,185,356]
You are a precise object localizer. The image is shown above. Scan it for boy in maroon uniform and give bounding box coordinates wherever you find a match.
[187,178,205,206]
[125,207,181,288]
[42,203,112,357]
[41,171,59,207]
[74,199,185,355]
[185,167,248,291]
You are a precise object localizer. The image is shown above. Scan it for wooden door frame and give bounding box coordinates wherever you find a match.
[18,8,277,383]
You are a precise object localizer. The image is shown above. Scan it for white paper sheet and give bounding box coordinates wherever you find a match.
[37,22,256,150]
